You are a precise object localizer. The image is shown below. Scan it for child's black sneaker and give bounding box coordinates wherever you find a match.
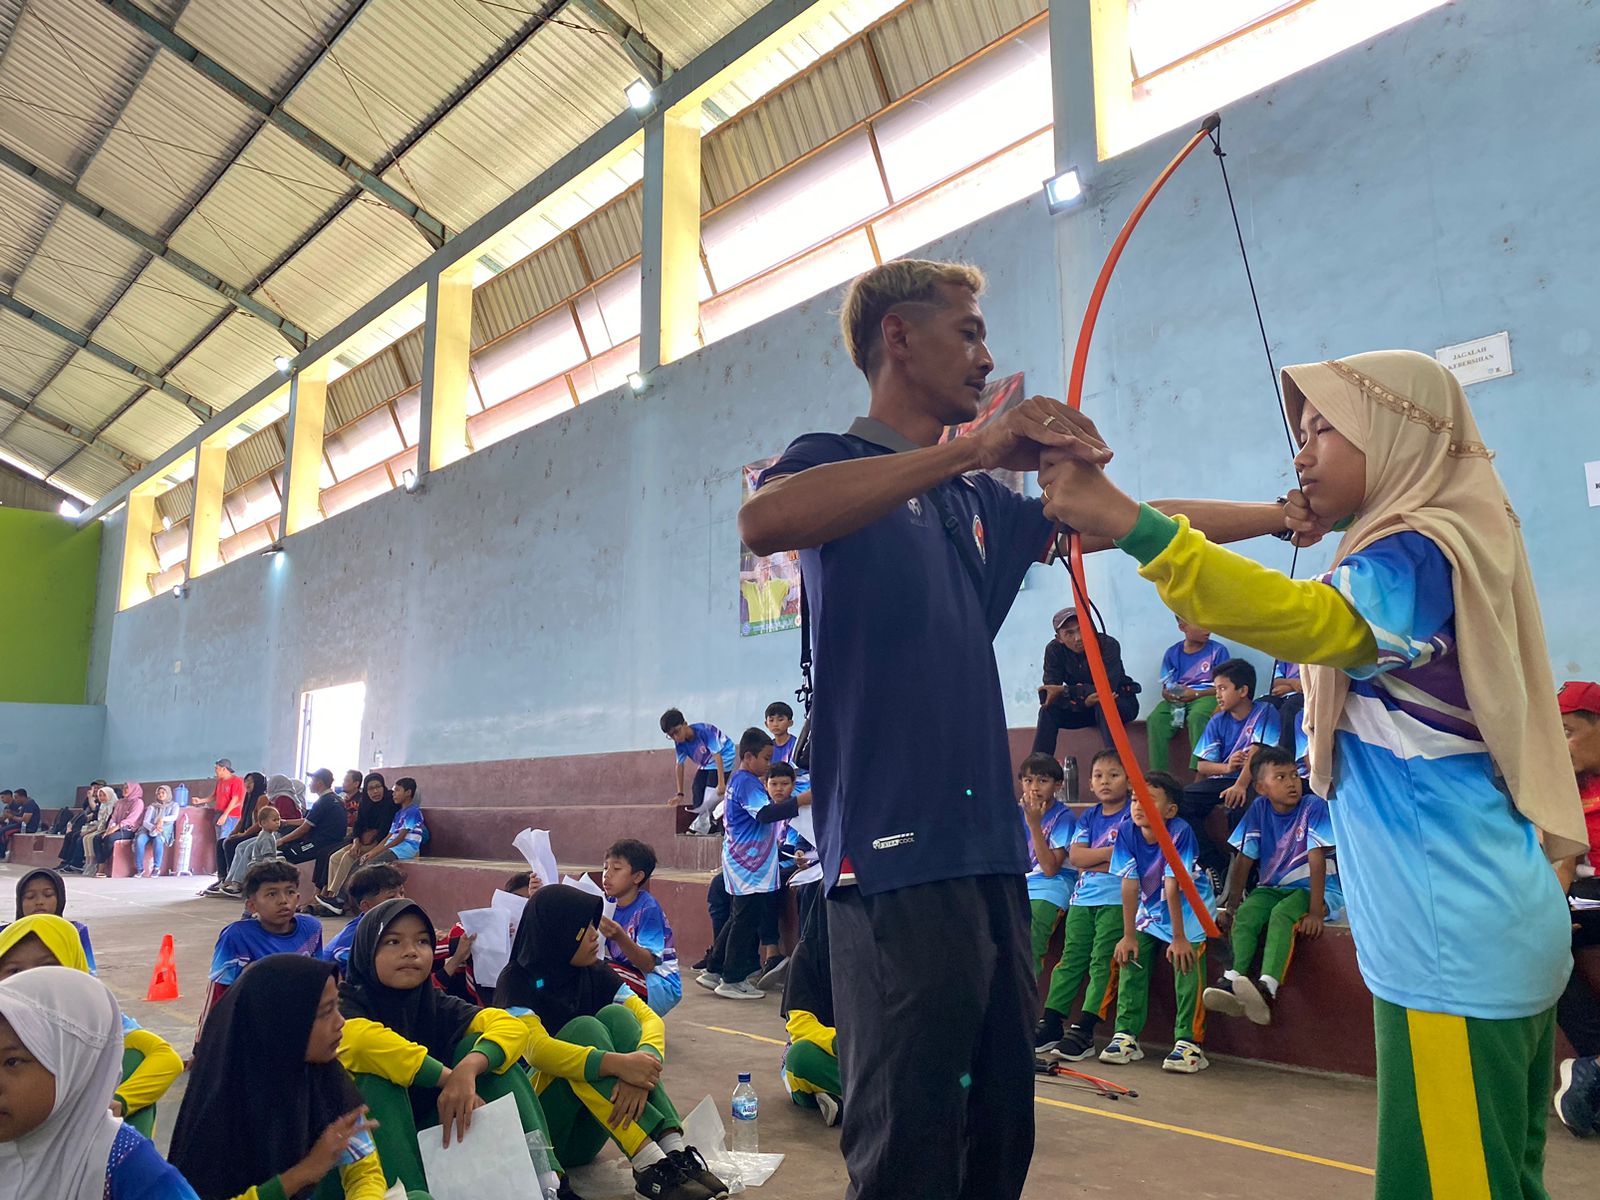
[1033,1010,1065,1055]
[669,1147,729,1198]
[1232,975,1273,1025]
[1050,1023,1098,1062]
[633,1155,711,1200]
[1555,1056,1600,1137]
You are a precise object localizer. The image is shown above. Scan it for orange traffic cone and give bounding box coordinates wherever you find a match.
[145,934,180,1001]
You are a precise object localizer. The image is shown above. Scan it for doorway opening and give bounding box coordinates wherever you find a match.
[296,682,366,782]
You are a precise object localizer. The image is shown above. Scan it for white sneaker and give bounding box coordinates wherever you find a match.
[714,980,765,1000]
[695,972,723,991]
[1203,985,1247,1018]
[687,812,713,836]
[1099,1032,1143,1064]
[1162,1039,1209,1074]
[815,1092,841,1127]
[1232,976,1273,1026]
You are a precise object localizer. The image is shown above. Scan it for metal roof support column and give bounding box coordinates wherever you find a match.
[639,98,702,372]
[414,261,473,485]
[185,440,228,578]
[278,362,328,537]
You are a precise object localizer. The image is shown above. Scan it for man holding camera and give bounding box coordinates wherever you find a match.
[1031,606,1140,759]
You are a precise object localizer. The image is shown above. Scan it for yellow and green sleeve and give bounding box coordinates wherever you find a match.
[225,1153,387,1200]
[785,1010,836,1057]
[518,1010,609,1083]
[1116,506,1377,670]
[621,992,665,1061]
[116,1028,183,1116]
[338,1008,526,1087]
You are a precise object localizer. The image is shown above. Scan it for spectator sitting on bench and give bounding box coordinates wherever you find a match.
[1183,659,1281,879]
[325,861,408,974]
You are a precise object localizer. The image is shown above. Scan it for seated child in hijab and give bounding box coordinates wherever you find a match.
[169,954,405,1200]
[324,862,408,974]
[0,965,199,1200]
[336,899,564,1198]
[496,885,728,1200]
[200,862,323,1041]
[0,914,182,1136]
[13,867,96,971]
[780,889,841,1127]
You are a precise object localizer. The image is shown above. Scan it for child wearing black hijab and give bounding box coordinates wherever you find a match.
[167,954,407,1200]
[496,885,727,1200]
[336,899,564,1196]
[12,867,97,972]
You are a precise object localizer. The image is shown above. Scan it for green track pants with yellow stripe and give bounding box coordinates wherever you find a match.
[1374,998,1555,1199]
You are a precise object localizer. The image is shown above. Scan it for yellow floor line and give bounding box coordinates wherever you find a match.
[694,1022,1373,1177]
[1033,1095,1374,1176]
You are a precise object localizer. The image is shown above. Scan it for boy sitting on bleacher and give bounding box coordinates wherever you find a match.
[199,860,323,1041]
[1205,745,1342,1027]
[601,838,681,1016]
[324,861,408,972]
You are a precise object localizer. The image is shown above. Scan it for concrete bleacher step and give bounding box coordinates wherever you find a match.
[425,804,723,872]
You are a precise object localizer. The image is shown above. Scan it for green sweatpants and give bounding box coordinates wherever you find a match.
[1029,899,1066,973]
[1230,886,1310,981]
[1146,694,1218,772]
[353,1034,554,1193]
[1372,998,1555,1200]
[535,1004,684,1169]
[784,1039,842,1105]
[1113,932,1207,1044]
[1043,902,1123,1020]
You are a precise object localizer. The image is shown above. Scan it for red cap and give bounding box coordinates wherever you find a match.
[1557,681,1600,716]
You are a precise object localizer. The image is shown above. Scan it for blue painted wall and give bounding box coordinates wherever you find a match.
[0,702,105,808]
[92,1,1596,780]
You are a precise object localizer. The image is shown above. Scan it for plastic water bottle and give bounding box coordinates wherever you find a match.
[731,1071,759,1152]
[525,1129,560,1200]
[175,821,194,877]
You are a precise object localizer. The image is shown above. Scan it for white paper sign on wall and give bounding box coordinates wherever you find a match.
[1585,460,1600,509]
[1436,332,1513,386]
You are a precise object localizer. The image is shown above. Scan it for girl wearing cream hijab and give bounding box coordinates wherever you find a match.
[0,965,198,1199]
[1041,349,1584,1199]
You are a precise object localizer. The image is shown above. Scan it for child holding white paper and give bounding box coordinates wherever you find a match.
[436,873,534,1004]
[601,839,681,1016]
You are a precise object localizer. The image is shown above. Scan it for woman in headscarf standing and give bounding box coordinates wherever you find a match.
[91,783,146,878]
[0,914,184,1139]
[169,954,422,1200]
[13,866,97,970]
[336,898,558,1196]
[1043,349,1585,1199]
[0,965,198,1199]
[496,885,726,1200]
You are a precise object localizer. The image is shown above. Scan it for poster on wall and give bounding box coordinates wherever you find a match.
[941,372,1026,493]
[739,455,802,637]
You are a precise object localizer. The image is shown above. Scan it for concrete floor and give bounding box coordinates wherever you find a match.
[7,865,1592,1198]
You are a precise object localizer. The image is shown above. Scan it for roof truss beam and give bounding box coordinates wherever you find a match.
[100,0,449,250]
[0,383,142,469]
[0,143,311,349]
[569,0,667,84]
[0,291,213,420]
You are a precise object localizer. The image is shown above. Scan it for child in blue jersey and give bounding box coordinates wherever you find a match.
[601,838,682,1016]
[661,708,737,835]
[1039,349,1586,1196]
[323,861,407,973]
[198,860,323,1043]
[1034,751,1134,1061]
[1185,658,1282,875]
[1205,746,1341,1027]
[1147,616,1232,773]
[1018,753,1075,973]
[766,701,800,766]
[1103,777,1215,1075]
[14,868,96,973]
[698,731,808,1000]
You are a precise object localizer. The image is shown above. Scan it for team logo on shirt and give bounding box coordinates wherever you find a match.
[972,514,986,562]
[907,497,922,517]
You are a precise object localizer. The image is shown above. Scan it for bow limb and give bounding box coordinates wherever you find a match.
[1061,112,1225,941]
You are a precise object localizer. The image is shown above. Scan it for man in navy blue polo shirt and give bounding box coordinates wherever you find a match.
[740,259,1111,1199]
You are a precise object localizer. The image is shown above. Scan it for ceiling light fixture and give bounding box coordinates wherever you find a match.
[625,78,654,111]
[273,356,293,373]
[58,499,82,519]
[1044,167,1085,214]
[627,371,647,394]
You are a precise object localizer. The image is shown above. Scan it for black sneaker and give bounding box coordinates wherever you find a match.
[557,1177,588,1200]
[690,955,709,971]
[670,1148,728,1199]
[1050,1023,1098,1062]
[633,1155,711,1200]
[1034,1010,1066,1055]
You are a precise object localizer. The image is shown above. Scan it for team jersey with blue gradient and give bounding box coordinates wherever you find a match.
[1160,639,1232,692]
[1110,818,1214,944]
[1194,700,1281,765]
[1068,802,1132,906]
[1229,794,1344,918]
[722,769,784,895]
[676,723,737,774]
[1023,800,1078,909]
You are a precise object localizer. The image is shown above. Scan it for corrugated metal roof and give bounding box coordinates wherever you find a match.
[167,311,296,404]
[176,0,358,100]
[871,0,1044,96]
[0,0,150,179]
[156,479,194,523]
[32,354,143,429]
[631,0,768,67]
[74,51,259,241]
[0,307,76,395]
[326,345,408,428]
[50,444,131,498]
[5,412,81,469]
[474,235,588,345]
[0,171,59,291]
[91,258,233,373]
[223,421,285,490]
[575,189,643,280]
[256,199,429,335]
[11,204,149,333]
[101,392,203,461]
[382,20,637,233]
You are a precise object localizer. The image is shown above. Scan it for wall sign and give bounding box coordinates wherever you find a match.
[1436,332,1512,386]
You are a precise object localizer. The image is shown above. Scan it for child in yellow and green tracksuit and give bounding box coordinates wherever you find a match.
[1042,350,1586,1199]
[780,885,842,1125]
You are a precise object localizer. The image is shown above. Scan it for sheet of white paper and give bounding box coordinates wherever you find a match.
[458,906,512,985]
[513,828,559,888]
[788,807,816,846]
[682,1095,783,1189]
[566,872,606,899]
[788,863,823,888]
[416,1093,539,1200]
[491,887,527,935]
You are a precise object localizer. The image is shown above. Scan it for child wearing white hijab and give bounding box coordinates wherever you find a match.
[0,965,198,1199]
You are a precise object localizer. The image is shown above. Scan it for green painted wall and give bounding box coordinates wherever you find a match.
[0,508,102,704]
